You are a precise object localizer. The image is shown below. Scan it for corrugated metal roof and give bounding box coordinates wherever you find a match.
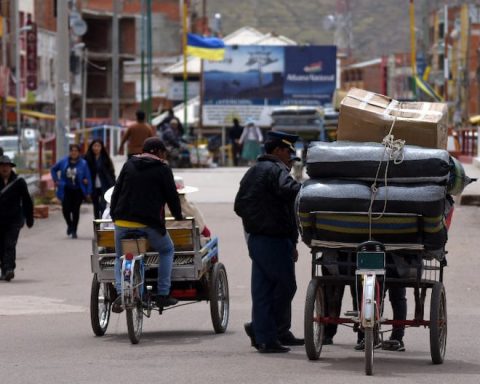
[344,58,382,69]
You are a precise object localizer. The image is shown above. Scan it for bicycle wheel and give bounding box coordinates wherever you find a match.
[126,262,144,344]
[430,282,447,364]
[90,274,112,336]
[304,277,325,360]
[209,263,230,334]
[364,327,374,375]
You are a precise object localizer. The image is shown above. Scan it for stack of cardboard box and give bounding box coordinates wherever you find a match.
[337,88,448,149]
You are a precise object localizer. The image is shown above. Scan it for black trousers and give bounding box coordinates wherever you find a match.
[92,187,105,220]
[323,252,407,342]
[62,187,84,233]
[0,223,22,273]
[248,234,297,344]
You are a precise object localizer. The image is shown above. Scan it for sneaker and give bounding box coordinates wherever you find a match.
[354,339,365,351]
[67,225,72,236]
[71,232,78,239]
[4,270,14,282]
[156,295,178,308]
[383,339,405,352]
[111,296,124,313]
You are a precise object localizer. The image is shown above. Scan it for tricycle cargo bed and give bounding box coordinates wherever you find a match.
[91,218,218,282]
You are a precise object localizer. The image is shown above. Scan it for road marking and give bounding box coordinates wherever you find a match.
[0,296,85,316]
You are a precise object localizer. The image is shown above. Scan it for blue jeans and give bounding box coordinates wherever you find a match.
[114,225,174,296]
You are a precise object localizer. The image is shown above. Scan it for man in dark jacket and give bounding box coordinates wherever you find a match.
[0,155,34,281]
[234,131,303,353]
[110,137,183,311]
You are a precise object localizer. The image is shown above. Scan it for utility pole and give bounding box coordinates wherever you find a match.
[112,0,120,129]
[146,0,152,122]
[14,0,20,154]
[140,0,145,112]
[55,0,70,160]
[444,4,449,102]
[1,15,7,131]
[81,48,88,132]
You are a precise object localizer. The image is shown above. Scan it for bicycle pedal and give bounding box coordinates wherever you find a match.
[344,310,359,317]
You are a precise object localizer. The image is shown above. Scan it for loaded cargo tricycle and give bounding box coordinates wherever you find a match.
[89,217,229,344]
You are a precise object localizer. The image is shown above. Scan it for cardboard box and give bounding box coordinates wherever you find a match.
[337,88,448,149]
[121,238,149,255]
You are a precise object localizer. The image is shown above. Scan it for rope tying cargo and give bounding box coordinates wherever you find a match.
[367,117,405,239]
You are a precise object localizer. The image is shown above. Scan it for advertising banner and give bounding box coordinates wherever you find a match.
[203,45,336,126]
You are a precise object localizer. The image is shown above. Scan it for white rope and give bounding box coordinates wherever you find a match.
[367,117,406,239]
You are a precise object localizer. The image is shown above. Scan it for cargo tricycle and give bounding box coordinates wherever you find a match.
[302,211,447,376]
[89,217,229,344]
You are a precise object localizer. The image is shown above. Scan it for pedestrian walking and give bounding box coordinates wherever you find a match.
[118,110,155,159]
[234,131,303,353]
[239,118,263,165]
[229,118,244,166]
[51,144,92,239]
[84,139,116,219]
[0,155,34,281]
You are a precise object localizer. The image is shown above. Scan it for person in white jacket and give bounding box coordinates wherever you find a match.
[102,176,211,238]
[239,118,263,165]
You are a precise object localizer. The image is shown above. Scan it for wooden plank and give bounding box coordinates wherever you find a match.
[95,223,195,251]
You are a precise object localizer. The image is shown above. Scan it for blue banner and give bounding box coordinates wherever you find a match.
[204,45,336,106]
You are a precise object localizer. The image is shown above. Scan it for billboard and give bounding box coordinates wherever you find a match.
[203,45,336,126]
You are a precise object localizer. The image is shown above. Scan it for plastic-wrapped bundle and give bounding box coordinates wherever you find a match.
[296,179,447,250]
[447,156,473,195]
[306,141,451,184]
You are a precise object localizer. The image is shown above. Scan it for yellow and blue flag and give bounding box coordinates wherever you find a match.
[414,75,443,102]
[186,33,225,61]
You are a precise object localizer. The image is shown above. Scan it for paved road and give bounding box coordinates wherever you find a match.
[1,167,480,383]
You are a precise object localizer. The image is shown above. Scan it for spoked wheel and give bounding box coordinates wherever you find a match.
[209,263,229,333]
[364,327,374,375]
[304,277,325,360]
[126,262,144,344]
[430,282,447,364]
[90,274,113,336]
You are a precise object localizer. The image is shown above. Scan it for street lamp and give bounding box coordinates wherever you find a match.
[15,20,33,157]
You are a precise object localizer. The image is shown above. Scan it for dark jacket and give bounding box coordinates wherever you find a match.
[84,153,116,194]
[0,172,34,227]
[234,155,301,242]
[110,155,182,234]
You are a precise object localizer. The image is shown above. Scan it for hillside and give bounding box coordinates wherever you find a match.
[205,0,465,60]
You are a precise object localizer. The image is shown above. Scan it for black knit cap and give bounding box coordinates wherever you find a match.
[142,137,166,154]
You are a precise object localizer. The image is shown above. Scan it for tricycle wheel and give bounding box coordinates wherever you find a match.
[430,282,447,364]
[126,262,144,344]
[209,263,229,333]
[364,327,374,375]
[304,277,325,360]
[90,274,113,336]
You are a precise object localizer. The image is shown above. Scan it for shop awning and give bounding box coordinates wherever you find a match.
[1,96,34,106]
[20,109,56,120]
